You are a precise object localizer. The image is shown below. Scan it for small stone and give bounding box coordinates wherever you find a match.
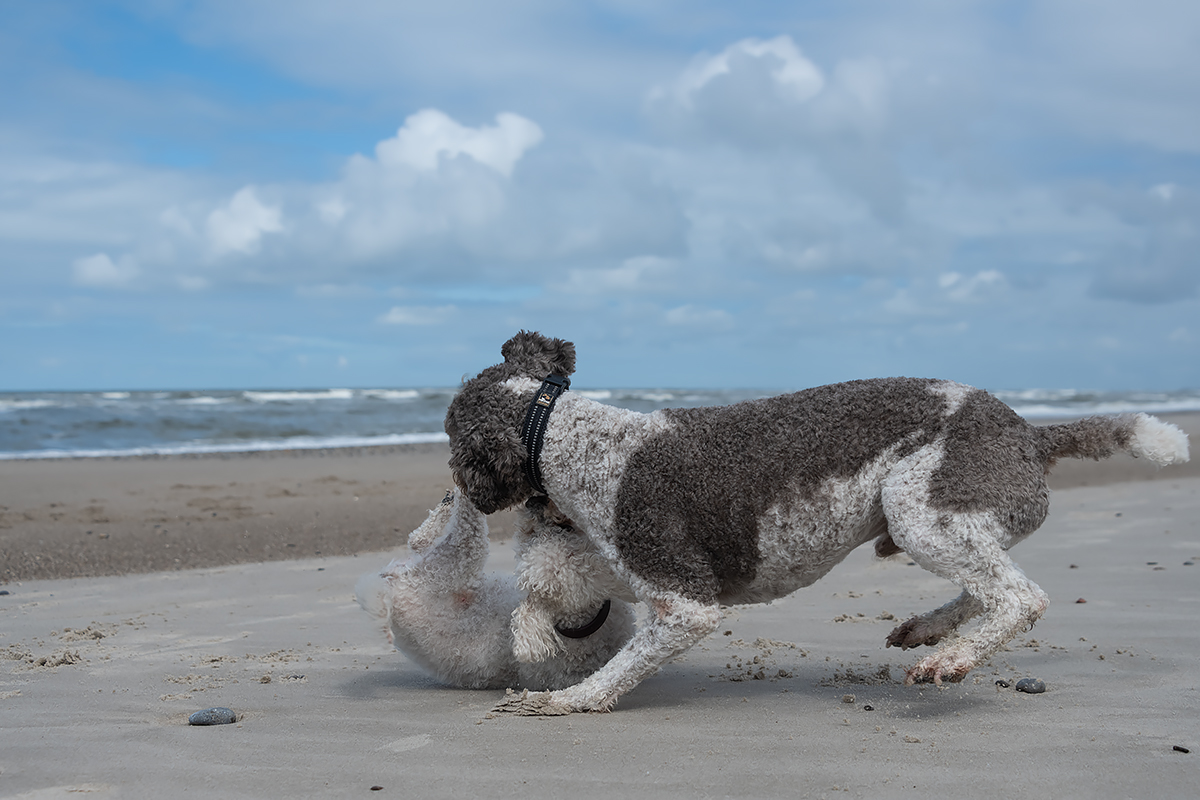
[1015,678,1046,694]
[841,694,855,704]
[1173,745,1190,754]
[188,707,237,725]
[862,705,874,711]
[0,590,9,596]
[1075,598,1087,604]
[995,679,1011,688]
[1184,562,1194,566]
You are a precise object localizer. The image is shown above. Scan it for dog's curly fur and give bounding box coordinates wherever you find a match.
[445,331,1191,714]
[356,489,634,691]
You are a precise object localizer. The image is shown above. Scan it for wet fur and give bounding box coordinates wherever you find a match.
[445,332,1190,713]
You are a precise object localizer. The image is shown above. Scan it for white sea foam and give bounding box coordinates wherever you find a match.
[361,389,420,401]
[0,399,58,412]
[0,431,450,460]
[1010,399,1200,419]
[175,395,237,405]
[243,389,355,403]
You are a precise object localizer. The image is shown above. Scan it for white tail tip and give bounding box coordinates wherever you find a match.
[1131,413,1190,466]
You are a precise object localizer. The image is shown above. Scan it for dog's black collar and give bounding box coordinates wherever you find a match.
[520,373,569,495]
[555,599,612,639]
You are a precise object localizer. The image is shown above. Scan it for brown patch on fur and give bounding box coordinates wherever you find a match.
[611,379,948,602]
[928,390,1050,539]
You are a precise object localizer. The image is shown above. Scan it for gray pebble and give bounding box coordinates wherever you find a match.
[188,707,237,725]
[1015,678,1046,694]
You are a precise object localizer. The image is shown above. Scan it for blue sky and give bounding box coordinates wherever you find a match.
[2,1,1198,392]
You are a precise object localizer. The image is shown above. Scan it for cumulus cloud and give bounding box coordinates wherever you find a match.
[668,36,825,107]
[647,35,903,221]
[206,186,284,256]
[71,253,137,287]
[376,109,543,177]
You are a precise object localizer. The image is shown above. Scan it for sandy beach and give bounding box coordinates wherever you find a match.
[2,415,1198,797]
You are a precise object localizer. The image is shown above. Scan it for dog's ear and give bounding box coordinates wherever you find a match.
[500,330,576,378]
[445,379,535,514]
[448,437,529,515]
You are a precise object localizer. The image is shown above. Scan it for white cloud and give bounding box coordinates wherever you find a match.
[375,109,543,177]
[377,305,457,325]
[71,253,137,287]
[206,186,284,256]
[669,36,824,106]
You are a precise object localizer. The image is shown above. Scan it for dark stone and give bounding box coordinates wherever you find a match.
[1173,745,1190,754]
[1015,678,1046,694]
[995,679,1011,688]
[188,707,237,725]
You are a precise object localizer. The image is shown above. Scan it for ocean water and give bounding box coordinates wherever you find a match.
[1,386,1198,460]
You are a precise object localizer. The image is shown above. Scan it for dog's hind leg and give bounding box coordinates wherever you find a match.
[494,592,722,714]
[882,450,1049,685]
[888,518,1048,685]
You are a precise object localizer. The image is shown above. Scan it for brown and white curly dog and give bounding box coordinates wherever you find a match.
[444,331,1189,713]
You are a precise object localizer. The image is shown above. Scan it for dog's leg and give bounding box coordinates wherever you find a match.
[885,590,984,650]
[882,451,1049,685]
[493,593,721,714]
[408,492,490,594]
[510,599,565,663]
[888,513,1047,685]
[906,548,1046,685]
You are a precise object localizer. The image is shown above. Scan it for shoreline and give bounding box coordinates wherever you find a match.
[2,414,1196,583]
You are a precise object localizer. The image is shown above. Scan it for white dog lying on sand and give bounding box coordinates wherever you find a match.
[357,490,634,691]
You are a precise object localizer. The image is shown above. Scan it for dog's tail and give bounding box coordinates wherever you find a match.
[1037,413,1189,468]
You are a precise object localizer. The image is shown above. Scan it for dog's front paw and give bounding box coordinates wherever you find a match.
[886,616,946,650]
[490,688,577,716]
[904,651,973,686]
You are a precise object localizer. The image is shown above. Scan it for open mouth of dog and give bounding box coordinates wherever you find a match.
[440,330,1190,714]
